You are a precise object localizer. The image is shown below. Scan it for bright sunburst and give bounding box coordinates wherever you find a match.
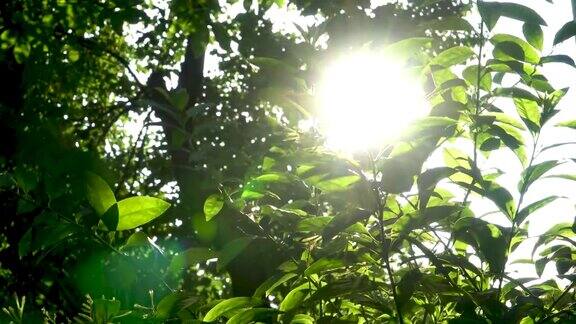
[318,51,428,152]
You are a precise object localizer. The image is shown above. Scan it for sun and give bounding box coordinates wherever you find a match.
[317,51,428,153]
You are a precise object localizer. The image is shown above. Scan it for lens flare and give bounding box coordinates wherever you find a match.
[317,51,428,152]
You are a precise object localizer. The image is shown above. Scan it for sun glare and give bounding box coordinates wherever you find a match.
[318,52,428,152]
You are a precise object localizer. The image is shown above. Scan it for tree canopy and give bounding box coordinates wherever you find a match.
[2,0,576,323]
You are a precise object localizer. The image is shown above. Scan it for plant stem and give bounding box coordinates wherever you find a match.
[368,151,404,324]
[497,132,540,299]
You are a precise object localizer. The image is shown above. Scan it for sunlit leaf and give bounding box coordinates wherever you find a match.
[253,272,297,298]
[279,284,309,312]
[290,314,315,324]
[420,17,473,32]
[122,231,149,250]
[297,216,333,233]
[429,46,475,68]
[203,297,260,322]
[304,258,345,276]
[556,120,576,129]
[494,87,539,102]
[523,23,543,51]
[462,65,491,91]
[227,308,278,324]
[514,98,541,133]
[491,34,540,64]
[315,175,360,193]
[204,194,224,221]
[116,196,170,230]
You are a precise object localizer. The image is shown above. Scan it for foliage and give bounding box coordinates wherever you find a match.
[1,0,576,323]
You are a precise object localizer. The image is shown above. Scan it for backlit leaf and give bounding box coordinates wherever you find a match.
[116,196,170,230]
[203,297,260,322]
[204,194,224,221]
[523,23,543,51]
[86,172,116,216]
[429,46,475,68]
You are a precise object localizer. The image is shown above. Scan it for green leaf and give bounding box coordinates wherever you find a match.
[482,182,516,219]
[478,1,546,31]
[322,209,372,240]
[122,231,149,250]
[116,196,170,230]
[297,216,333,233]
[226,308,278,324]
[554,21,576,45]
[290,314,315,324]
[253,272,298,298]
[279,284,309,312]
[86,172,116,216]
[491,34,540,64]
[18,212,78,257]
[241,180,266,200]
[532,223,573,257]
[314,175,360,193]
[417,167,456,209]
[494,87,539,102]
[454,218,508,272]
[204,194,224,221]
[255,172,290,183]
[489,112,526,130]
[514,98,541,133]
[458,180,515,219]
[462,66,491,91]
[101,203,119,231]
[479,137,501,152]
[519,160,561,193]
[429,46,475,68]
[488,123,527,166]
[170,88,189,111]
[383,37,432,60]
[540,55,576,68]
[544,174,576,182]
[304,258,345,276]
[515,196,560,225]
[203,297,260,322]
[522,23,543,51]
[420,17,473,32]
[556,120,576,129]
